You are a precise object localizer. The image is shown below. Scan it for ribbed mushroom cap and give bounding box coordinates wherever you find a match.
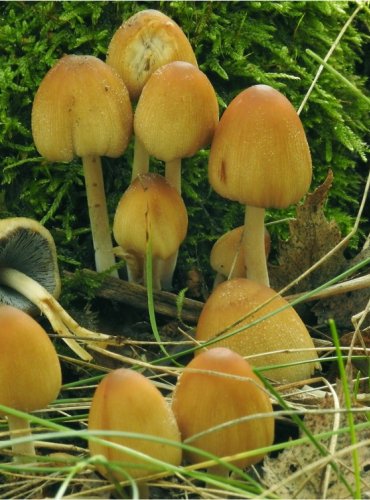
[32,54,133,162]
[172,347,274,468]
[0,218,61,314]
[107,9,197,100]
[113,173,188,260]
[195,278,320,383]
[208,84,312,208]
[210,226,271,280]
[0,305,62,415]
[134,61,219,162]
[88,368,182,480]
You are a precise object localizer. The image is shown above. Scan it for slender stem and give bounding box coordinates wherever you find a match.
[243,206,269,287]
[165,158,182,194]
[7,415,35,461]
[0,267,116,361]
[132,137,150,181]
[143,257,161,291]
[82,155,118,277]
[159,251,179,291]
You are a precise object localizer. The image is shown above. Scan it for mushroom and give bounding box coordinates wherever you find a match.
[32,54,133,276]
[0,305,62,461]
[195,278,320,383]
[134,61,219,194]
[172,347,274,475]
[210,225,271,288]
[107,9,198,180]
[88,368,182,497]
[208,84,312,287]
[0,217,111,361]
[113,173,188,290]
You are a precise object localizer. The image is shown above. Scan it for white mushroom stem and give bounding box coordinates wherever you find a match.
[160,251,179,291]
[7,415,35,461]
[143,257,162,291]
[0,268,112,361]
[243,206,270,287]
[165,158,182,194]
[82,155,118,277]
[131,137,150,181]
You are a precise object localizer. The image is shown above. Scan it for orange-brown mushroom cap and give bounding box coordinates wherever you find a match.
[134,61,219,162]
[113,173,188,261]
[195,278,320,383]
[32,54,133,162]
[107,9,198,100]
[172,347,274,468]
[0,305,61,415]
[88,368,182,480]
[208,84,312,209]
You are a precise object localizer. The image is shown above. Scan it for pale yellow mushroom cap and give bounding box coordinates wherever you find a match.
[172,347,274,468]
[134,61,219,162]
[210,225,271,280]
[107,9,198,100]
[0,305,61,415]
[195,278,320,383]
[32,55,133,162]
[113,173,188,261]
[88,368,182,480]
[208,84,312,209]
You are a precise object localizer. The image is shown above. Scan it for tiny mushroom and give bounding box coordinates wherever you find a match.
[134,61,219,194]
[0,305,62,461]
[208,84,312,287]
[113,173,188,290]
[195,278,320,383]
[0,217,111,361]
[107,9,198,180]
[172,347,274,476]
[32,54,133,276]
[210,225,271,288]
[88,368,182,497]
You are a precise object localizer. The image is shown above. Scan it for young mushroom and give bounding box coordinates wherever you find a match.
[208,84,312,287]
[88,368,182,497]
[210,225,271,288]
[32,54,133,276]
[107,9,198,180]
[113,173,188,290]
[195,278,320,383]
[172,347,274,476]
[0,217,111,361]
[0,305,62,461]
[134,61,219,194]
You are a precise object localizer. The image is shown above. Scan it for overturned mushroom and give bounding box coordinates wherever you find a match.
[0,218,111,361]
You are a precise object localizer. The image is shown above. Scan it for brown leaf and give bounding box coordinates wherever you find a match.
[269,170,347,293]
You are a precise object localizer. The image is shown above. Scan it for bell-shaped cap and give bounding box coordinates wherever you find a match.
[195,278,320,383]
[32,55,133,162]
[134,61,219,162]
[208,85,312,208]
[113,173,188,261]
[107,9,197,100]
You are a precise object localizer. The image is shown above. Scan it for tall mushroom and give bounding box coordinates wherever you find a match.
[106,9,198,180]
[172,347,274,475]
[195,278,320,383]
[208,84,312,287]
[134,61,219,194]
[88,368,182,496]
[32,54,133,276]
[0,217,111,361]
[113,173,188,290]
[0,305,62,461]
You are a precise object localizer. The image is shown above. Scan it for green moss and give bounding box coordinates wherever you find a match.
[0,1,368,292]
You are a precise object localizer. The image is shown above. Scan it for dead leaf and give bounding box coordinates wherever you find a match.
[263,395,370,499]
[269,170,347,294]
